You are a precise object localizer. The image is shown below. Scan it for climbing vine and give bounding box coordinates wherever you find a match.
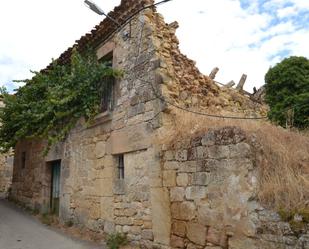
[0,49,122,153]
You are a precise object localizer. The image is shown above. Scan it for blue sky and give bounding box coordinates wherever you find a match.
[0,0,308,93]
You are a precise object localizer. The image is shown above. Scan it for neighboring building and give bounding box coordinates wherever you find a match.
[0,153,13,199]
[0,99,14,199]
[11,1,307,249]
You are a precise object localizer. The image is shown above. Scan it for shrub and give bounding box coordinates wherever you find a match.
[265,56,309,129]
[64,219,74,227]
[40,213,53,226]
[0,49,122,153]
[106,233,128,249]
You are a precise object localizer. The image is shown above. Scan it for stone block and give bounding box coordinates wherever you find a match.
[150,188,171,245]
[123,208,137,217]
[214,126,246,145]
[185,186,207,200]
[113,179,125,195]
[171,202,195,221]
[163,170,176,187]
[176,173,189,187]
[229,142,251,158]
[100,166,114,179]
[95,141,106,158]
[196,146,208,159]
[207,146,230,159]
[164,161,179,170]
[206,227,227,247]
[96,41,115,60]
[94,158,104,170]
[229,237,258,249]
[187,147,197,160]
[191,136,202,147]
[186,222,206,246]
[103,155,115,167]
[164,150,175,161]
[170,187,185,201]
[141,229,154,240]
[179,161,196,173]
[128,103,145,118]
[89,201,101,220]
[172,221,186,237]
[171,235,185,248]
[100,197,114,221]
[201,131,216,146]
[197,204,221,227]
[193,172,212,186]
[143,220,152,229]
[175,149,188,161]
[124,226,141,235]
[148,171,162,187]
[115,217,134,225]
[110,123,151,155]
[93,178,113,197]
[104,220,115,234]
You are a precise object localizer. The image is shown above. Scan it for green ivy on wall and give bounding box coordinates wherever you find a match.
[0,49,122,153]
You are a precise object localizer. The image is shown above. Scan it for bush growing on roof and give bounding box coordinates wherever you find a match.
[0,49,122,153]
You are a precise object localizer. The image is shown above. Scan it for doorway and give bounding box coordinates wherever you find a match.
[50,160,61,215]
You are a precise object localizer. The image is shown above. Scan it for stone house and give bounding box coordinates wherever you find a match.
[0,99,14,199]
[0,153,13,199]
[9,0,308,249]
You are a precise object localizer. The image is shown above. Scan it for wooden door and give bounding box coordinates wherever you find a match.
[51,161,61,215]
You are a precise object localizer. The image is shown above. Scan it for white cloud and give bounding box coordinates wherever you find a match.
[277,6,297,18]
[159,0,309,91]
[0,0,308,93]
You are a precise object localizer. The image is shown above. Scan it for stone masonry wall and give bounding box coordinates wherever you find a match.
[0,100,14,198]
[57,9,171,248]
[10,139,52,211]
[10,5,171,248]
[9,1,289,249]
[162,127,308,249]
[0,153,13,198]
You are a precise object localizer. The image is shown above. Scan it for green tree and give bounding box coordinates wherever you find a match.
[265,56,309,128]
[0,49,121,153]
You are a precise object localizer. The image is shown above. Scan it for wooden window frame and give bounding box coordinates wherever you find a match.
[118,154,124,179]
[99,51,115,113]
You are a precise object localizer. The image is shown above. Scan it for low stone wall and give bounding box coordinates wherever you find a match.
[162,127,308,249]
[0,153,13,198]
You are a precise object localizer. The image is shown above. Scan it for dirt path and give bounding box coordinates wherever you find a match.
[0,199,102,249]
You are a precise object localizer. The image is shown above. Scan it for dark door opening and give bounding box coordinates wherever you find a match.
[50,160,61,215]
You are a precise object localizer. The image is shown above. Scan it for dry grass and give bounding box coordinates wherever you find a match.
[158,107,309,212]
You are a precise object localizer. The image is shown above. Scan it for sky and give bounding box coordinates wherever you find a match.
[0,0,308,93]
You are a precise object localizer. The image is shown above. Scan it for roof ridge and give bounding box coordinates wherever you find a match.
[44,0,154,72]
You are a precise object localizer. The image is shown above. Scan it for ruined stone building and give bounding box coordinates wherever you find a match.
[10,0,308,249]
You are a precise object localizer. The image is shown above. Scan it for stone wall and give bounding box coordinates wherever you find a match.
[0,153,13,198]
[8,1,299,249]
[162,126,308,249]
[10,139,50,210]
[0,100,14,199]
[10,5,171,248]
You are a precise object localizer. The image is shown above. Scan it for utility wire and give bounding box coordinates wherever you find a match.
[138,77,269,120]
[97,0,270,120]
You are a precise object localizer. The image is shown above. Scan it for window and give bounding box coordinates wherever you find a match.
[21,152,26,169]
[118,154,124,179]
[99,52,115,112]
